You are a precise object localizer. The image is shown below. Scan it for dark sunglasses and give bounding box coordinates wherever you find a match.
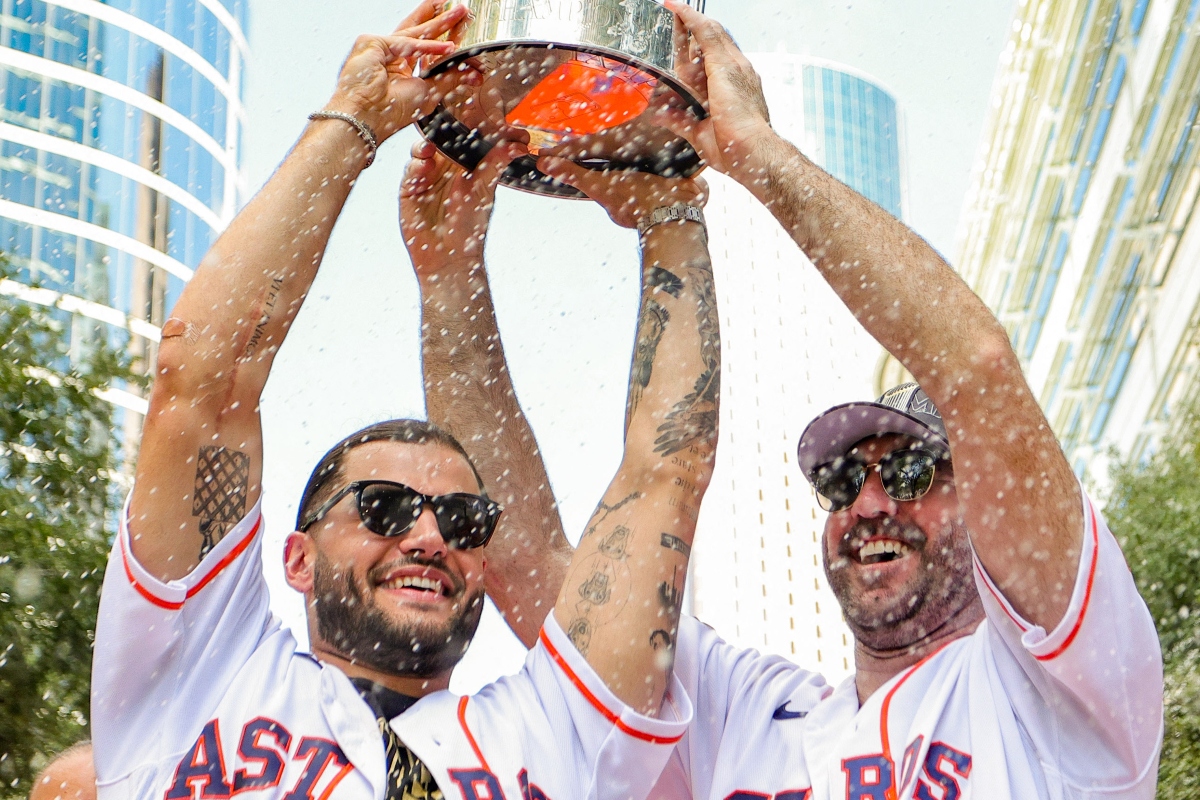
[299,480,502,550]
[811,447,948,513]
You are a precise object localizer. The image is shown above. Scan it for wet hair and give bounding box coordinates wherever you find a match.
[295,419,486,531]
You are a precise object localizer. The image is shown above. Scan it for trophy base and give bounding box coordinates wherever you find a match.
[418,42,707,199]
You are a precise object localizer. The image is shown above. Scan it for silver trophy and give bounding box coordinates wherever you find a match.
[419,0,708,198]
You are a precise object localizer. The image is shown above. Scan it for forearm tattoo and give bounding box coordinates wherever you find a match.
[626,266,684,429]
[655,261,721,456]
[192,446,251,559]
[650,564,685,651]
[660,533,691,557]
[567,523,634,656]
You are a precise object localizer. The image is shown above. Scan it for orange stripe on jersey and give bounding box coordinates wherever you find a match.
[879,643,951,800]
[316,762,354,800]
[457,696,493,773]
[1035,500,1101,662]
[121,515,262,610]
[538,628,684,745]
[974,560,1030,633]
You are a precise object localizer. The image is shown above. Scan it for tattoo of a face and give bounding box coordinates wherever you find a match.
[567,618,593,656]
[192,446,251,559]
[660,533,691,558]
[655,261,720,456]
[598,525,631,560]
[578,571,613,606]
[650,629,673,650]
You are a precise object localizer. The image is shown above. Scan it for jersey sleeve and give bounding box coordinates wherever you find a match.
[91,493,273,786]
[669,615,832,799]
[973,490,1164,792]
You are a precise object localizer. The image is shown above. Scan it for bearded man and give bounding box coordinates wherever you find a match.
[420,3,1166,798]
[88,4,719,800]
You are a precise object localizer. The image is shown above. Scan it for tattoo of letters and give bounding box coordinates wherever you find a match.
[660,533,691,557]
[655,262,720,456]
[192,446,251,559]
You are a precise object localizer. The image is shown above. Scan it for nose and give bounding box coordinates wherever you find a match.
[848,467,900,520]
[396,505,449,560]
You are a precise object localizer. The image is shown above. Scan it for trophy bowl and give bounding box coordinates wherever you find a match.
[419,0,708,198]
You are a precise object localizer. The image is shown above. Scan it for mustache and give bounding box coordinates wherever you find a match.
[836,518,928,558]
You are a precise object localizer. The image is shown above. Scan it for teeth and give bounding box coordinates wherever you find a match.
[383,576,444,593]
[858,540,913,560]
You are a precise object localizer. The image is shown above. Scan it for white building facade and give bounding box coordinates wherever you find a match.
[0,0,248,443]
[956,0,1200,484]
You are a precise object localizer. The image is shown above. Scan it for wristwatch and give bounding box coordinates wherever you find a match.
[637,203,706,238]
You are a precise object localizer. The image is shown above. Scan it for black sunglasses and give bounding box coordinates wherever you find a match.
[811,447,948,513]
[299,480,502,550]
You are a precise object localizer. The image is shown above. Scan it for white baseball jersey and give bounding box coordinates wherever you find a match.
[92,497,693,800]
[651,489,1163,800]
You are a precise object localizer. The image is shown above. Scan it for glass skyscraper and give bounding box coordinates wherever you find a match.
[0,0,248,443]
[690,54,903,681]
[956,0,1200,485]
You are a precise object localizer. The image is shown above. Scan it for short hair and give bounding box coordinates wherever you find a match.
[295,419,486,531]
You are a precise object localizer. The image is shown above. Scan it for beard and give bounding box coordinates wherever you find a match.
[312,551,485,678]
[824,516,977,652]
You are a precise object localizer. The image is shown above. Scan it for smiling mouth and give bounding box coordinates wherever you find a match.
[855,539,915,566]
[377,575,450,597]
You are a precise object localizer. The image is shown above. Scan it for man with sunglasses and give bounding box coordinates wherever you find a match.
[89,5,718,800]
[421,4,1165,799]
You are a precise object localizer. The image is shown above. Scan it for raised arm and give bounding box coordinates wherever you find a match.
[402,139,571,648]
[128,2,467,581]
[663,0,1081,632]
[539,158,718,716]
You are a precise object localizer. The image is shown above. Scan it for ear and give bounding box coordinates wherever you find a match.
[283,531,317,594]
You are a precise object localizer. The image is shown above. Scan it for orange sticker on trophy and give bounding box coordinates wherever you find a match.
[506,54,659,142]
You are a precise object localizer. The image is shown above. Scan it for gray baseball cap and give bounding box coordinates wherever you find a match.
[797,382,949,482]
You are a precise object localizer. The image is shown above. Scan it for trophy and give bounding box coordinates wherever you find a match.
[419,0,709,198]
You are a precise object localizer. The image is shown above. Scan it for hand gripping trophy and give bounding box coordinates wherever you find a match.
[419,0,708,197]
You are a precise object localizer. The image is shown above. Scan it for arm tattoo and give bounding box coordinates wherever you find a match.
[650,565,686,650]
[660,533,691,557]
[242,276,285,359]
[583,492,640,539]
[655,262,721,456]
[646,266,684,298]
[192,446,251,559]
[568,523,635,656]
[626,268,684,429]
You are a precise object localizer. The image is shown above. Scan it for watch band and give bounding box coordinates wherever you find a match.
[637,203,706,238]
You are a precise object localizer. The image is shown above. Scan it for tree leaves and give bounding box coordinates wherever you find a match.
[1105,405,1200,799]
[0,261,133,798]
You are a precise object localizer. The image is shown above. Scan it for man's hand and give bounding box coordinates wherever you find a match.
[401,136,528,271]
[537,157,707,228]
[655,0,775,178]
[322,0,470,143]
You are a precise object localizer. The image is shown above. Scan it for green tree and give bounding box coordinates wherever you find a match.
[1105,406,1200,800]
[0,273,134,798]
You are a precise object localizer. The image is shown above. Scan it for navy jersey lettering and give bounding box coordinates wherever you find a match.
[915,743,972,800]
[724,792,770,800]
[898,735,925,796]
[774,791,812,800]
[233,718,292,793]
[165,720,233,800]
[518,769,550,800]
[842,755,893,800]
[448,769,507,800]
[282,738,349,800]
